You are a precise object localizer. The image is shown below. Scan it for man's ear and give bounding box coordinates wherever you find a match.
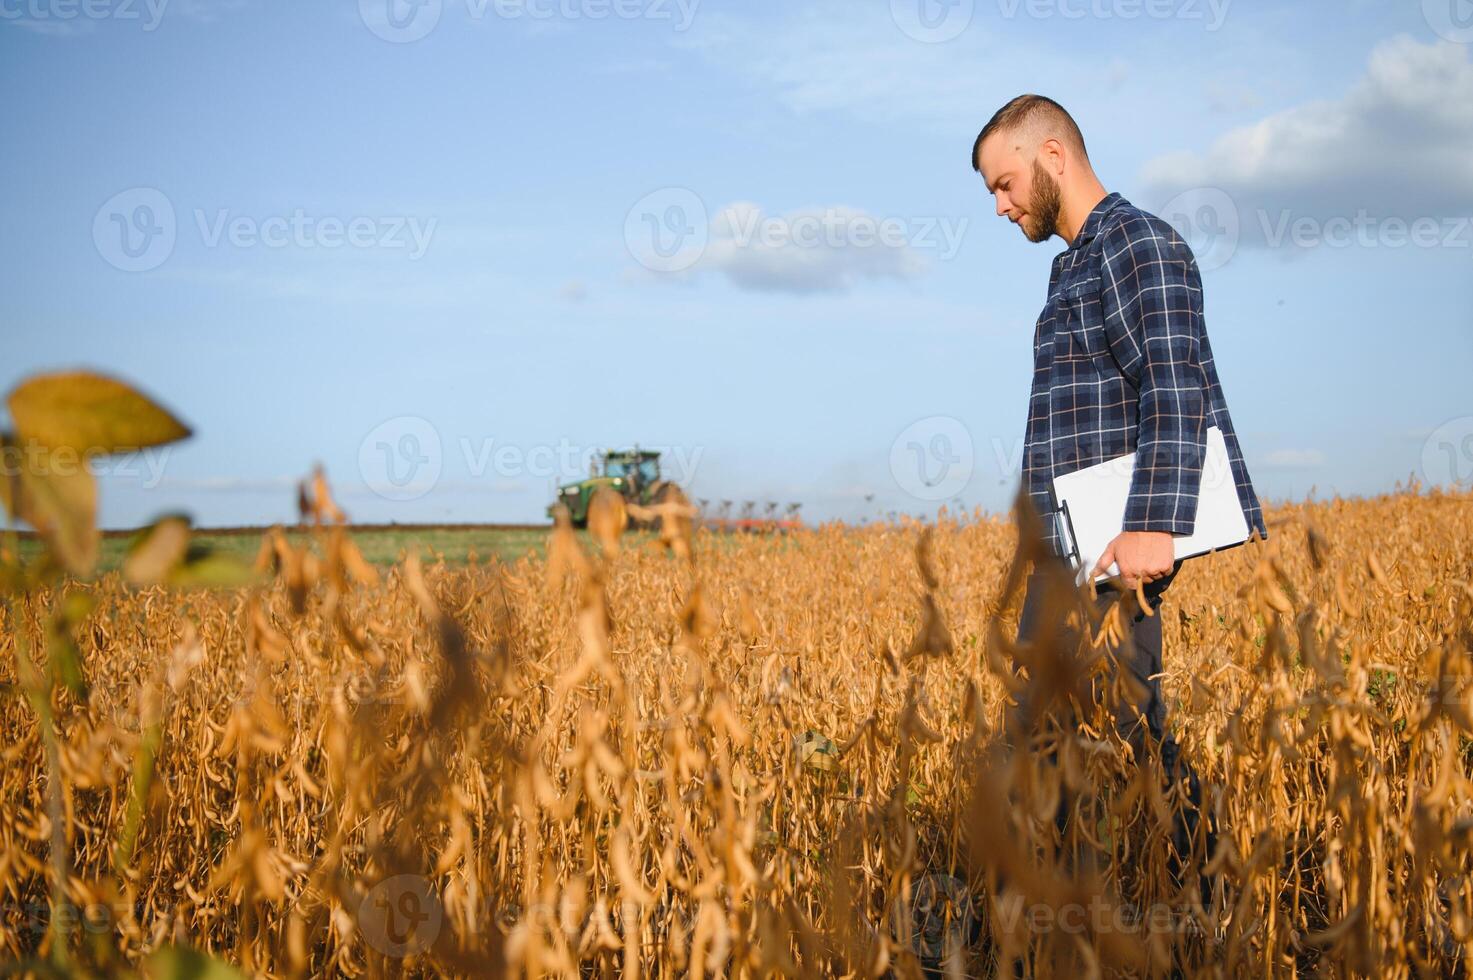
[1039,136,1067,176]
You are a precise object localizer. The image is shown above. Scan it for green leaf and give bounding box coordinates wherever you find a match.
[143,947,247,980]
[126,521,262,592]
[0,433,19,524]
[8,371,191,453]
[114,703,163,875]
[0,564,25,595]
[123,515,193,586]
[15,459,98,576]
[46,591,94,699]
[166,549,262,589]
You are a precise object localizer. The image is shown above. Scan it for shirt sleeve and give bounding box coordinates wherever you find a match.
[1098,217,1209,536]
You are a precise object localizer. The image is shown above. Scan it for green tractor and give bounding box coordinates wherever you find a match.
[548,448,673,528]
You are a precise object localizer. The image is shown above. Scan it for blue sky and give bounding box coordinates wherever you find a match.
[3,0,1471,527]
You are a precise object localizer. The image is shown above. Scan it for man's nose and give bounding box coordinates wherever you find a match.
[995,196,1009,218]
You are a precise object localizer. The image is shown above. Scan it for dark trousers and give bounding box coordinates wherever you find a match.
[1015,558,1179,750]
[1011,558,1208,885]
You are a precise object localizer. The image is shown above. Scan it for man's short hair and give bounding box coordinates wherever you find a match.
[971,94,1088,172]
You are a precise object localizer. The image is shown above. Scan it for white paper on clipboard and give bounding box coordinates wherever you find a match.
[1051,426,1250,586]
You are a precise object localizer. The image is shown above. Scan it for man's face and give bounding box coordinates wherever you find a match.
[977,135,1062,244]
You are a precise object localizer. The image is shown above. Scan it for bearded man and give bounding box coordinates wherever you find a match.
[971,94,1267,863]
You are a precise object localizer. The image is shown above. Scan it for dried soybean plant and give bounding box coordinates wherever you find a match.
[3,368,1473,977]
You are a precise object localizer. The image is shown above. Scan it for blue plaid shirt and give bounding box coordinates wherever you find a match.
[1024,192,1268,557]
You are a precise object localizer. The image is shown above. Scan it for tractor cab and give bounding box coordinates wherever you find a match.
[601,450,661,494]
[549,448,665,527]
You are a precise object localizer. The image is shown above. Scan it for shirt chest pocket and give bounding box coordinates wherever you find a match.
[1051,281,1112,362]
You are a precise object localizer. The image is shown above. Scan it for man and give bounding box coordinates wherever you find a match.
[971,94,1267,856]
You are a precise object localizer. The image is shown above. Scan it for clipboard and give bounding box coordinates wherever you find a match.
[1050,426,1250,586]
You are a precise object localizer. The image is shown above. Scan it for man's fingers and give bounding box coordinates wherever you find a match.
[1116,556,1140,589]
[1091,544,1115,580]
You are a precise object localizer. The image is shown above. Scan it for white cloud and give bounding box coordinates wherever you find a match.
[674,6,1022,132]
[634,202,948,294]
[1203,82,1261,114]
[1140,37,1473,230]
[699,202,932,294]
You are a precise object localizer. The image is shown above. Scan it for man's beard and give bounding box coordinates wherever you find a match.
[1023,159,1062,243]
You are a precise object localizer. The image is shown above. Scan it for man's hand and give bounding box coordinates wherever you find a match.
[1092,530,1174,588]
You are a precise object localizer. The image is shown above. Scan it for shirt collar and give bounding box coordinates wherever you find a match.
[1068,191,1125,250]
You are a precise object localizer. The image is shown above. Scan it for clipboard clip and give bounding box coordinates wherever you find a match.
[1049,495,1083,570]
